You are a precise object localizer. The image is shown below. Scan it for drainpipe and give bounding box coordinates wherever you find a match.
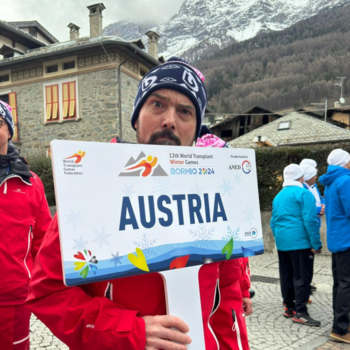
[117,50,137,139]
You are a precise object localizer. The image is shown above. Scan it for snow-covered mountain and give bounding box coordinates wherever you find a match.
[104,0,350,60]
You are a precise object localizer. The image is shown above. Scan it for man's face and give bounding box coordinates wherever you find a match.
[135,89,197,147]
[0,117,10,155]
[306,175,317,186]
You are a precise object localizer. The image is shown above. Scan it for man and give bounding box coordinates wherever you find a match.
[0,101,52,350]
[26,59,251,350]
[270,164,322,326]
[299,163,325,299]
[300,163,325,226]
[319,149,350,344]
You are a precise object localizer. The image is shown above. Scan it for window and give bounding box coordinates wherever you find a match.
[63,61,75,70]
[221,130,233,138]
[45,85,59,121]
[0,74,9,83]
[0,92,19,142]
[46,65,58,73]
[62,81,76,119]
[278,121,291,130]
[29,27,37,38]
[140,68,147,77]
[44,79,78,122]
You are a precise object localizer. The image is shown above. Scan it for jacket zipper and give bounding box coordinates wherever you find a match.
[208,279,220,350]
[232,310,243,350]
[24,226,32,278]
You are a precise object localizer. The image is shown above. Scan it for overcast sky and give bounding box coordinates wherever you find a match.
[2,0,184,41]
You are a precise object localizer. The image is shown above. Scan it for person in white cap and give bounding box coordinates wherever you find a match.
[300,164,325,226]
[271,164,322,326]
[300,163,326,296]
[319,149,350,344]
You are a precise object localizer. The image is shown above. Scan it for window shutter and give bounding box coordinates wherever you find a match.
[46,86,52,120]
[8,92,19,142]
[69,82,76,117]
[62,83,69,118]
[52,85,59,119]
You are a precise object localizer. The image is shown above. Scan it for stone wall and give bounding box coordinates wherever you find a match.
[14,68,139,157]
[261,211,330,255]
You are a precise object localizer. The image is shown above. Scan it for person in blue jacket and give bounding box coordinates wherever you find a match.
[271,164,322,326]
[319,149,350,344]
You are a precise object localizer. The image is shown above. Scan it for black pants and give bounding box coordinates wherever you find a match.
[278,249,314,313]
[332,247,350,335]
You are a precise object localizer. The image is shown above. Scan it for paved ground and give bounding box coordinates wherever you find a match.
[30,252,350,349]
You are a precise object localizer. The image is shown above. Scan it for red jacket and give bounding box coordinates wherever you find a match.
[0,171,52,306]
[26,214,250,350]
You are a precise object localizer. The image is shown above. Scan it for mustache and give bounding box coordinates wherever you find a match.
[148,129,181,146]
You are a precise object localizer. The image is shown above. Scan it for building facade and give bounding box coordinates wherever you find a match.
[0,3,160,157]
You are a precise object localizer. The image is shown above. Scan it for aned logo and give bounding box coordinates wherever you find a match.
[119,151,167,177]
[65,151,86,164]
[228,165,241,170]
[242,160,252,174]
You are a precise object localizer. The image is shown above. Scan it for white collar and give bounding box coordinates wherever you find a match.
[283,180,304,188]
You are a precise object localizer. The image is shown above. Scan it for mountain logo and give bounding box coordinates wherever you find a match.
[119,152,168,177]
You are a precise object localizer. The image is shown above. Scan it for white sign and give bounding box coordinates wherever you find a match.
[51,140,263,286]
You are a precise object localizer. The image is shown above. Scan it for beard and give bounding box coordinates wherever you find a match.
[137,128,182,146]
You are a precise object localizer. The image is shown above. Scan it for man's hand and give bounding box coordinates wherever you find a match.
[311,249,322,254]
[319,205,325,216]
[143,315,192,350]
[243,297,253,316]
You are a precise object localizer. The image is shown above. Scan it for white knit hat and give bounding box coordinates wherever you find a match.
[327,149,350,167]
[300,164,317,181]
[300,159,317,168]
[283,164,304,181]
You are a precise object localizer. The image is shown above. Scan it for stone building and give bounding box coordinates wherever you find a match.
[210,106,282,143]
[229,111,350,148]
[0,3,160,157]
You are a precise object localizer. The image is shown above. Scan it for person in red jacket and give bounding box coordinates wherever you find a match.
[26,59,251,350]
[0,100,52,350]
[196,132,252,350]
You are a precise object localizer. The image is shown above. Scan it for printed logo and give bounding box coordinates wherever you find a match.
[242,160,252,174]
[142,76,157,91]
[244,228,258,239]
[160,77,177,83]
[73,250,98,279]
[182,69,199,92]
[65,151,85,164]
[119,152,167,177]
[229,165,241,170]
[63,151,85,176]
[161,64,181,70]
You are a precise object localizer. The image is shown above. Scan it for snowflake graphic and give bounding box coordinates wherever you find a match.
[243,207,256,225]
[170,244,189,257]
[65,210,81,228]
[122,185,135,198]
[189,225,216,249]
[73,236,89,251]
[152,178,177,196]
[222,226,241,241]
[133,233,157,258]
[93,228,111,248]
[190,183,204,195]
[111,252,122,266]
[232,172,243,185]
[220,180,233,196]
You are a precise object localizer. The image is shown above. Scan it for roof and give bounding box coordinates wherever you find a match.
[0,44,25,56]
[229,111,350,148]
[0,35,160,69]
[8,21,58,44]
[210,106,281,129]
[0,20,46,48]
